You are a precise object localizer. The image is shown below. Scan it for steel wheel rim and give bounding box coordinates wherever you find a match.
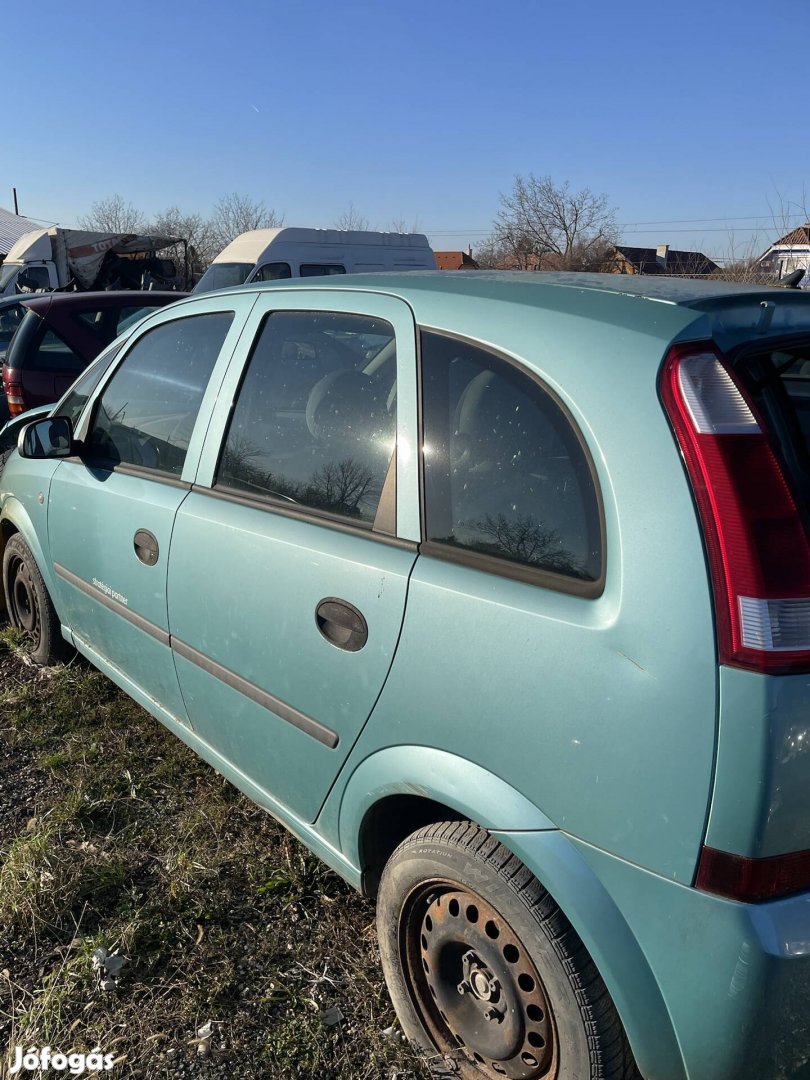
[8,555,40,639]
[399,881,556,1079]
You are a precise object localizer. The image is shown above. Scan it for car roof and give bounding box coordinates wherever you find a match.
[19,290,184,314]
[214,269,809,309]
[0,294,31,310]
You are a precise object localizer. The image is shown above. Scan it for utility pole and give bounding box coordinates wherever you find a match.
[12,188,19,214]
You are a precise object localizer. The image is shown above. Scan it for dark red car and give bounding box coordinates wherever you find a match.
[2,291,184,416]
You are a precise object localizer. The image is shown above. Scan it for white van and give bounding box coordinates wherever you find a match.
[193,227,437,294]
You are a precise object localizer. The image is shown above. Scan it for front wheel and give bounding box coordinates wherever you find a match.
[377,822,640,1080]
[3,534,72,666]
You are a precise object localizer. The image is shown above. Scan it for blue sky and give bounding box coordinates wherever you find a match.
[7,0,808,260]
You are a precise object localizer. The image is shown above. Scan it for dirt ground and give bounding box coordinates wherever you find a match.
[0,627,432,1079]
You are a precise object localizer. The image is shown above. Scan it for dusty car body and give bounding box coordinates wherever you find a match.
[3,271,810,1080]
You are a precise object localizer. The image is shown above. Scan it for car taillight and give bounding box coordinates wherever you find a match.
[3,369,25,416]
[661,342,810,674]
[696,844,810,902]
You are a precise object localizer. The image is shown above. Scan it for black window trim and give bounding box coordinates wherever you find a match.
[416,326,607,600]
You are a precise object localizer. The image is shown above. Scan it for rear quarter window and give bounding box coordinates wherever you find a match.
[420,330,604,594]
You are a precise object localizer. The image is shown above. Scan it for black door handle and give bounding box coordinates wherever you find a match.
[134,529,159,566]
[315,598,368,652]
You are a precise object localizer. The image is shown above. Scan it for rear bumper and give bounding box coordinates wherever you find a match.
[494,829,810,1080]
[707,666,810,860]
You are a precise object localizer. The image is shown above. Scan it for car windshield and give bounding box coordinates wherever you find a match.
[192,262,253,295]
[0,264,20,292]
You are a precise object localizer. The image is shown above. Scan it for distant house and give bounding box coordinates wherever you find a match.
[757,224,810,285]
[611,244,719,277]
[0,207,40,260]
[436,249,480,270]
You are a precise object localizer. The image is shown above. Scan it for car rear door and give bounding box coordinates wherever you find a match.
[165,289,420,822]
[46,297,254,726]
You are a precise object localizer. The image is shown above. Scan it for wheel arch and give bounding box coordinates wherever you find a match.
[0,502,58,609]
[0,517,17,613]
[340,746,686,1080]
[340,746,556,896]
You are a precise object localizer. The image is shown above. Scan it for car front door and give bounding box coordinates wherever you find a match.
[166,290,420,822]
[46,299,253,726]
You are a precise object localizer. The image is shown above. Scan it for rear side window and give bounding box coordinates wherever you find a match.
[115,305,161,334]
[29,326,85,374]
[87,312,234,476]
[421,330,603,591]
[216,310,396,526]
[300,264,346,277]
[76,308,110,339]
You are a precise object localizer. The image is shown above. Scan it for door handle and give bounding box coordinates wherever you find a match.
[315,598,368,652]
[134,529,160,566]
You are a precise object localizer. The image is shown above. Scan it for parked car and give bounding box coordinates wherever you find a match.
[3,271,810,1080]
[0,294,30,357]
[1,291,184,416]
[0,294,33,423]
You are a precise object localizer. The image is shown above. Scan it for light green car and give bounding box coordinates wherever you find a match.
[3,271,810,1080]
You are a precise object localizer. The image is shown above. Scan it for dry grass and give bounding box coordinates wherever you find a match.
[0,628,430,1078]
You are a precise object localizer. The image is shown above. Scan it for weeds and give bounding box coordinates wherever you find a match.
[0,634,428,1078]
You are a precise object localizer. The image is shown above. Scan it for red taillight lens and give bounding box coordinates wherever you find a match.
[661,342,810,674]
[696,844,810,903]
[3,367,24,416]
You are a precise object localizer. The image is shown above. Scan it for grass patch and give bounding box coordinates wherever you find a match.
[0,634,430,1078]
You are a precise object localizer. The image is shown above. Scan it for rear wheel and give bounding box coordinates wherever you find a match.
[377,821,640,1080]
[3,534,72,666]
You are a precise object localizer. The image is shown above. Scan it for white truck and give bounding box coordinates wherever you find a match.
[0,227,187,296]
[193,227,437,294]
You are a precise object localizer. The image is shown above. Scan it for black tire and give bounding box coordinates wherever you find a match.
[377,821,640,1080]
[2,534,72,666]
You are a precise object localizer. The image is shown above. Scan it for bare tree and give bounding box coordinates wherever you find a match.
[711,190,810,284]
[474,513,583,577]
[493,175,619,271]
[334,203,371,231]
[474,233,533,270]
[306,458,376,517]
[709,232,769,284]
[150,206,216,282]
[78,194,146,233]
[209,193,283,253]
[387,214,422,234]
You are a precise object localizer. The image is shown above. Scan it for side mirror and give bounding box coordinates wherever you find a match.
[18,417,73,459]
